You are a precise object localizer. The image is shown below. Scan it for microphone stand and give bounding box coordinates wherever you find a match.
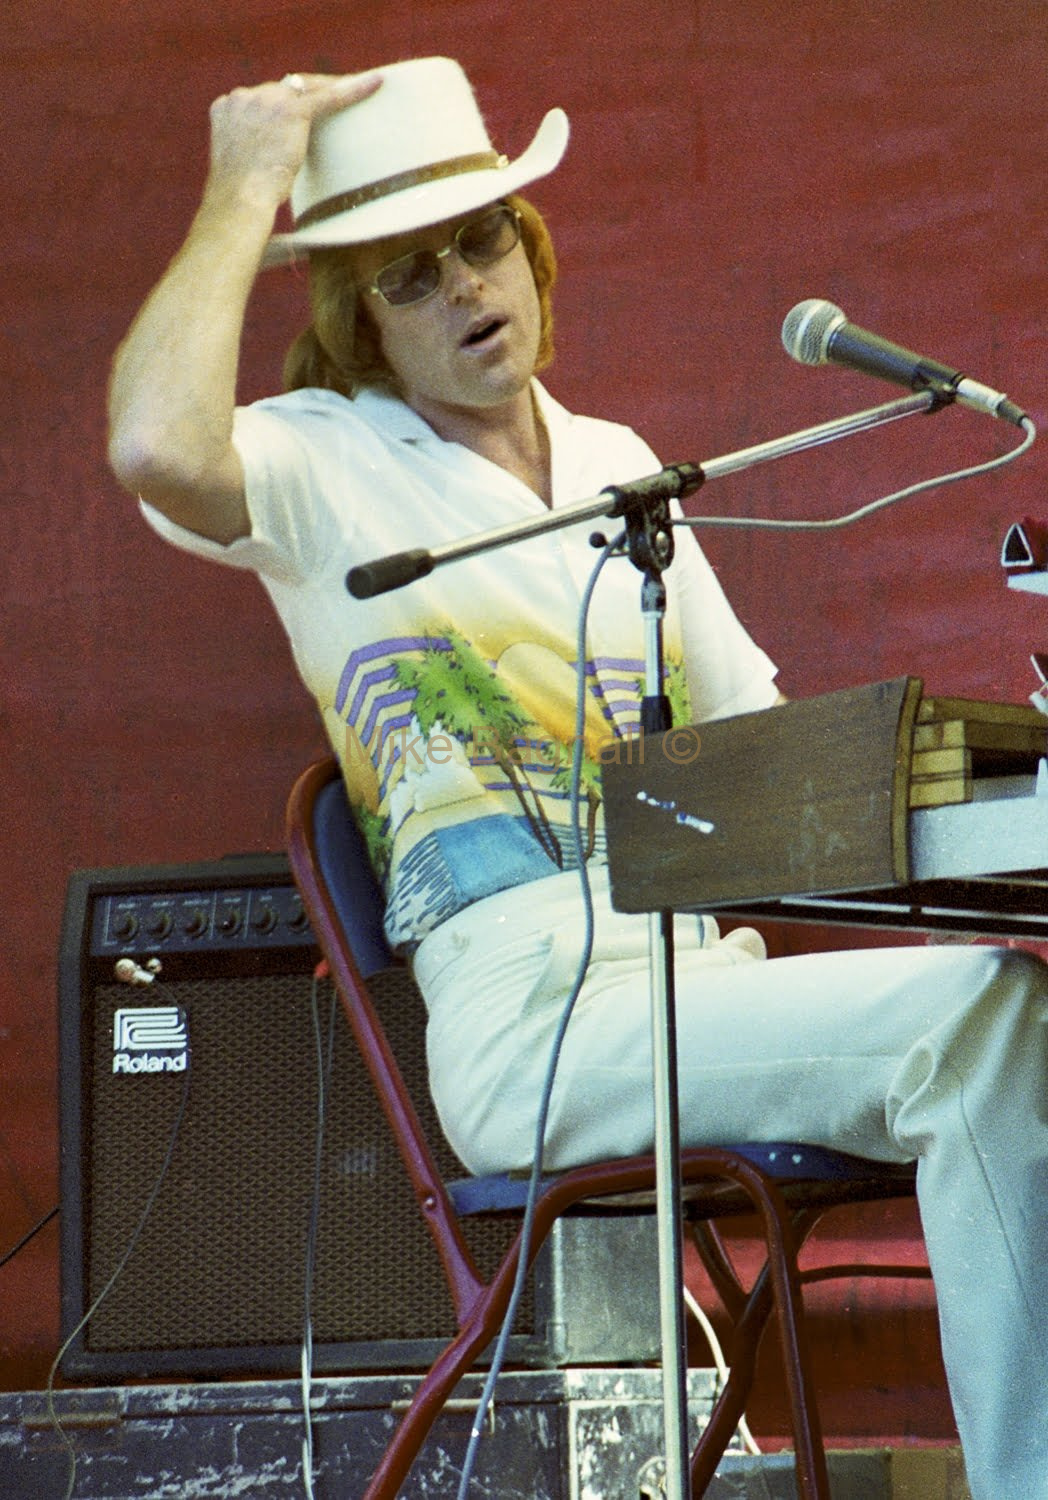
[346,386,942,1500]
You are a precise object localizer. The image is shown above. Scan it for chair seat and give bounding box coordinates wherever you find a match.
[448,1144,917,1216]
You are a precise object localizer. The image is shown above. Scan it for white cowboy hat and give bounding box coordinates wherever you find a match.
[263,57,569,269]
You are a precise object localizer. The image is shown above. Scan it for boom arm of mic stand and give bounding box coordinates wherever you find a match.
[345,394,937,600]
[346,464,703,599]
[698,388,939,481]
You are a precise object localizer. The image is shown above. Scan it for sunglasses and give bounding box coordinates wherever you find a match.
[365,204,523,308]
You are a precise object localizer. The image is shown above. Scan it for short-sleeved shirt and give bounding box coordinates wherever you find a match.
[143,382,777,949]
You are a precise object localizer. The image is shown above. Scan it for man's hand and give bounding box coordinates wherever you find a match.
[204,71,382,223]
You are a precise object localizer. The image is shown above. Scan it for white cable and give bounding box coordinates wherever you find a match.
[301,1337,317,1500]
[681,1284,762,1457]
[300,974,338,1500]
[46,1037,193,1500]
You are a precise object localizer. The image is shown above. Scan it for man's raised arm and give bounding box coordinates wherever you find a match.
[106,71,380,544]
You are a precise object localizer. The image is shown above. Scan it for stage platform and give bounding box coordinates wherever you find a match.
[2,1368,970,1498]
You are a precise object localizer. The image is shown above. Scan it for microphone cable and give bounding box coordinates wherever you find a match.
[454,528,625,1500]
[676,414,1035,536]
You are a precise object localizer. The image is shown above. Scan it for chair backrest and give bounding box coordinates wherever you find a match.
[285,757,488,1317]
[309,771,393,980]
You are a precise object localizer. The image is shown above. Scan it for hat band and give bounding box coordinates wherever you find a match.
[294,150,509,231]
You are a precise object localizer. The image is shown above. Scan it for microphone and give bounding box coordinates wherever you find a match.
[781,298,1027,426]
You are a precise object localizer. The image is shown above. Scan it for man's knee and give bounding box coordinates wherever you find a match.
[986,943,1048,998]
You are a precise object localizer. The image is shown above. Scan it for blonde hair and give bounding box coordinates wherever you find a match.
[282,193,557,397]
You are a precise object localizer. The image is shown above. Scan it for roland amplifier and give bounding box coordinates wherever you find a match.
[57,854,535,1381]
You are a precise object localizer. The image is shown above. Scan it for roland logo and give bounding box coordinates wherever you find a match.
[112,1051,188,1075]
[112,1007,189,1076]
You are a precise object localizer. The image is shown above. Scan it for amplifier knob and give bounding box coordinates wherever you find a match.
[251,906,278,935]
[218,905,243,936]
[146,910,173,940]
[111,910,139,942]
[287,902,310,934]
[183,906,209,939]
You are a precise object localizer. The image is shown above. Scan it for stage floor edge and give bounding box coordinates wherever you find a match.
[3,1368,969,1498]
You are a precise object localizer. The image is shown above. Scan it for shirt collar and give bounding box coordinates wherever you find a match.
[351,384,435,442]
[354,379,568,446]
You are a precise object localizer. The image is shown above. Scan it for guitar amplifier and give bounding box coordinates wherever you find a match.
[57,854,540,1381]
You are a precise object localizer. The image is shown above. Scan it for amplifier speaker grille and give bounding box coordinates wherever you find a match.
[59,862,530,1380]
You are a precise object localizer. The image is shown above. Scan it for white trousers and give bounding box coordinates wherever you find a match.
[416,868,1048,1500]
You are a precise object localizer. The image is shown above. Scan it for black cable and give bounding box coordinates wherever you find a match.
[0,1205,58,1270]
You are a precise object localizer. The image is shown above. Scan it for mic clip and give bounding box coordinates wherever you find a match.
[596,462,704,579]
[911,368,961,412]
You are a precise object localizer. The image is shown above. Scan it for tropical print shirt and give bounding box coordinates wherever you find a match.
[143,383,777,949]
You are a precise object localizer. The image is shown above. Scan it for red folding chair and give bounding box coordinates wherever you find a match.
[286,756,924,1499]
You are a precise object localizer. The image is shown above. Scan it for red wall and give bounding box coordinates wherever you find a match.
[4,0,1046,1443]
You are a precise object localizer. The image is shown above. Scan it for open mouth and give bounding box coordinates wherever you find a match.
[461,317,506,349]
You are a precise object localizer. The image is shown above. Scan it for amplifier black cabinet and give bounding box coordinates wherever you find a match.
[58,854,533,1382]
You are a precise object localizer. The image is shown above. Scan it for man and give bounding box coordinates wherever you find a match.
[108,58,1048,1499]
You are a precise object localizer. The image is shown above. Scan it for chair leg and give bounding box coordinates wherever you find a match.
[750,1201,831,1499]
[364,1185,833,1500]
[688,1219,749,1321]
[689,1263,775,1494]
[689,1200,833,1499]
[361,1313,498,1500]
